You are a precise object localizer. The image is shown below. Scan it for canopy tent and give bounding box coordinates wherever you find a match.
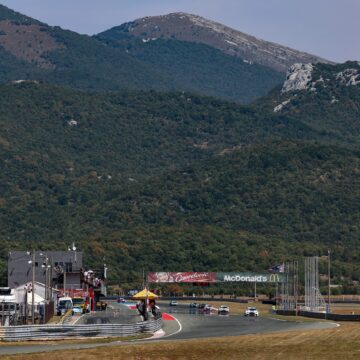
[26,293,45,305]
[131,289,158,300]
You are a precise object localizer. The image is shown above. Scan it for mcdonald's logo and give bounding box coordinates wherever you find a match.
[269,273,280,282]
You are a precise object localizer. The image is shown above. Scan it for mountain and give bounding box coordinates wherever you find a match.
[0,5,171,89]
[0,4,359,289]
[107,12,331,73]
[94,35,284,103]
[0,4,283,103]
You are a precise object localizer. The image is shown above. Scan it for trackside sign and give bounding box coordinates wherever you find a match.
[217,272,285,283]
[148,272,284,283]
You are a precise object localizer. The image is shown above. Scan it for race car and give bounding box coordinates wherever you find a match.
[218,305,230,314]
[244,307,259,316]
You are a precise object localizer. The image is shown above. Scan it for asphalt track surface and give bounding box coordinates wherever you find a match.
[158,303,337,340]
[0,302,338,356]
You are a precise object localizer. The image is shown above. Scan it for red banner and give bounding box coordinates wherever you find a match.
[57,289,90,298]
[148,272,216,283]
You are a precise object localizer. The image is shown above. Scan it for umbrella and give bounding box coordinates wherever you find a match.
[131,289,158,300]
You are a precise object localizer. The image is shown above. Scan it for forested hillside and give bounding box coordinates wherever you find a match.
[0,82,331,179]
[1,139,359,286]
[0,80,359,288]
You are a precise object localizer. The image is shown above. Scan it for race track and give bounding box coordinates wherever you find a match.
[158,303,336,340]
[0,301,338,356]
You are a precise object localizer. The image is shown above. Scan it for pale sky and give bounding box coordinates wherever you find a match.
[1,0,358,63]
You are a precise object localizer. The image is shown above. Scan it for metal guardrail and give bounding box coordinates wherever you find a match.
[275,309,360,321]
[0,318,162,341]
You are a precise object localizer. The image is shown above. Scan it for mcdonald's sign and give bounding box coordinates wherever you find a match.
[269,273,281,283]
[217,272,285,283]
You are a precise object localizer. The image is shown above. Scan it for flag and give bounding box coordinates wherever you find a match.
[269,264,285,273]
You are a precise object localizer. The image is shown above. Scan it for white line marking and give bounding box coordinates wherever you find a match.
[149,329,166,339]
[162,315,183,338]
[72,314,85,325]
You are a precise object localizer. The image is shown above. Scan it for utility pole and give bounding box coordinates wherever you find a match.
[63,268,66,296]
[49,256,53,302]
[31,250,35,324]
[328,249,331,314]
[44,258,48,301]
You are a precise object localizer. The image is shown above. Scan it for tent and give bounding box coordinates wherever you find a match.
[26,293,45,305]
[131,289,158,300]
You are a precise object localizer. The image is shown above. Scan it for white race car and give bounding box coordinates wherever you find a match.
[244,307,259,317]
[218,305,230,314]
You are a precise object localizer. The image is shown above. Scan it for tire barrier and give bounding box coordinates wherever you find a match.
[0,318,162,341]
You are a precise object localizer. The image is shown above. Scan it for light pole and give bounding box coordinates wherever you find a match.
[28,251,51,324]
[40,253,52,301]
[64,268,66,296]
[28,250,35,325]
[327,249,331,314]
[41,254,53,324]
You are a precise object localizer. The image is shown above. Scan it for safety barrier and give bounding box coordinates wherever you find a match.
[275,309,360,321]
[0,318,162,341]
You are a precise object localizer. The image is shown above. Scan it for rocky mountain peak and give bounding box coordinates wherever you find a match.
[281,63,314,94]
[118,12,332,73]
[274,61,360,113]
[280,62,360,95]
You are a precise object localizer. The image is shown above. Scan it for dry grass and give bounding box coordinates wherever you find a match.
[2,322,360,360]
[0,334,150,347]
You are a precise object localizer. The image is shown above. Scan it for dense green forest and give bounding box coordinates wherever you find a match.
[0,82,332,179]
[0,72,359,289]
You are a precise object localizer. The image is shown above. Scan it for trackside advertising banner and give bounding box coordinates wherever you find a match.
[217,272,285,283]
[147,272,216,283]
[147,272,285,283]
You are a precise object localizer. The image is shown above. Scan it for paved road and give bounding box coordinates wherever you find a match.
[0,302,338,355]
[159,303,336,340]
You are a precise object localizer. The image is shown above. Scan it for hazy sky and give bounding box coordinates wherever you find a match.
[1,0,358,62]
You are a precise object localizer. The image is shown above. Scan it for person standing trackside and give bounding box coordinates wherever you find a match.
[136,300,148,321]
